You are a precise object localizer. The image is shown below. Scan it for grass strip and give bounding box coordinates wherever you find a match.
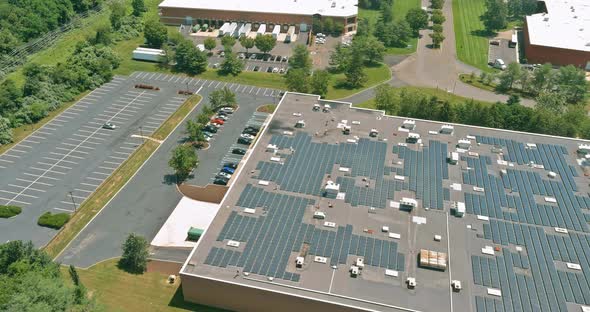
[44,95,201,258]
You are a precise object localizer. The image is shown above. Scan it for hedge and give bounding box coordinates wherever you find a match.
[0,205,22,218]
[37,212,71,229]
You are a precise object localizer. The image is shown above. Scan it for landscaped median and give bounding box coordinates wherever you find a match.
[44,94,202,258]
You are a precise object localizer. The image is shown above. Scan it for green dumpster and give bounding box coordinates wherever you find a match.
[188,227,204,241]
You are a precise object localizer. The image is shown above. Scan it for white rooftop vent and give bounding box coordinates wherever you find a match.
[324,180,340,194]
[369,128,379,137]
[406,277,416,288]
[350,265,359,277]
[440,124,454,134]
[296,256,304,268]
[457,139,471,149]
[400,197,418,210]
[402,119,416,130]
[355,258,365,268]
[266,144,278,152]
[313,211,326,219]
[295,120,306,128]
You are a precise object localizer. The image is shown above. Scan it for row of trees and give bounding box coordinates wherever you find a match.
[312,17,344,36]
[429,6,446,48]
[475,63,589,113]
[374,84,590,139]
[481,0,538,32]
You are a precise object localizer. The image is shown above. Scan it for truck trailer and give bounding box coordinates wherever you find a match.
[285,26,296,43]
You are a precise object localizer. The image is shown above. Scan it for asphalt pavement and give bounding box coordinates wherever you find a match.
[0,76,188,246]
[57,72,281,268]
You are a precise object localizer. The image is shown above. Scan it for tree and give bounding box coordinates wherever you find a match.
[208,87,236,110]
[380,2,394,23]
[186,120,205,143]
[375,84,400,114]
[239,36,255,55]
[289,44,312,73]
[93,24,113,46]
[109,0,126,30]
[329,43,352,72]
[507,94,521,105]
[345,50,367,88]
[175,39,208,75]
[310,70,330,97]
[531,63,553,94]
[536,91,567,114]
[0,29,20,55]
[555,65,589,104]
[119,233,150,273]
[429,31,445,48]
[144,19,168,48]
[254,34,276,55]
[431,0,444,9]
[221,35,236,51]
[481,0,508,31]
[285,68,310,93]
[0,79,23,113]
[355,36,385,64]
[323,17,335,34]
[220,52,244,76]
[204,37,216,54]
[375,20,411,47]
[431,10,446,25]
[0,116,13,145]
[497,62,521,91]
[132,0,146,16]
[406,8,429,35]
[432,24,443,33]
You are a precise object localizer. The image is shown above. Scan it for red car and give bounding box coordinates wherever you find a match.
[211,118,224,125]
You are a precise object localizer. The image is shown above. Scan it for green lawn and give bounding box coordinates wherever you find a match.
[60,259,224,312]
[452,0,494,72]
[358,0,421,55]
[326,63,391,99]
[355,86,493,109]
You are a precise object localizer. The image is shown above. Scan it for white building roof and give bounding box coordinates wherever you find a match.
[159,0,358,18]
[526,0,590,52]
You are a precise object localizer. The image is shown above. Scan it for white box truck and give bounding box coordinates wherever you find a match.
[285,26,296,43]
[132,48,165,62]
[257,24,266,36]
[271,25,281,39]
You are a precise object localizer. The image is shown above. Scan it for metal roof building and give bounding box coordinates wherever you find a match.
[523,0,590,69]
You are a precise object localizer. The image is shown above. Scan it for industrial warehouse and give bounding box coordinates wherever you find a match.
[523,0,590,69]
[158,0,358,34]
[179,92,590,312]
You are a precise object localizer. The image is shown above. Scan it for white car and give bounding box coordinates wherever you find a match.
[240,133,255,140]
[219,107,235,114]
[272,67,279,73]
[217,172,232,179]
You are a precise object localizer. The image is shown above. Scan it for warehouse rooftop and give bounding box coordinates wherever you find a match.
[181,93,590,312]
[526,0,590,52]
[158,0,358,18]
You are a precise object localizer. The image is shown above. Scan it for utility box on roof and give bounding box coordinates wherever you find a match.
[448,152,459,165]
[440,124,454,134]
[369,129,379,137]
[407,132,420,144]
[187,227,204,241]
[400,198,417,211]
[324,180,340,196]
[402,119,416,130]
[457,139,471,149]
[419,249,447,271]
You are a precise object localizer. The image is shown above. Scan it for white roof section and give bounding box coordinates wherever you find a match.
[526,0,590,52]
[159,0,358,17]
[151,196,220,248]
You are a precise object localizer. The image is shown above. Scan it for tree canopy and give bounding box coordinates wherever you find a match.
[254,35,276,55]
[143,19,168,48]
[168,145,198,181]
[119,233,149,274]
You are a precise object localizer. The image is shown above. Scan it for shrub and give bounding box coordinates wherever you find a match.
[37,212,70,229]
[0,205,22,218]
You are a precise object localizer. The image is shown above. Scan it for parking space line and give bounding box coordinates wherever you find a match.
[17,178,52,186]
[249,86,255,94]
[38,162,72,170]
[30,167,66,175]
[99,166,117,170]
[71,195,86,199]
[215,81,221,88]
[53,207,74,212]
[80,182,99,187]
[8,184,45,193]
[50,152,84,159]
[104,161,120,165]
[208,80,215,87]
[0,190,38,198]
[92,171,111,176]
[3,154,20,158]
[75,188,93,193]
[0,158,14,163]
[86,177,103,182]
[256,88,261,95]
[43,157,78,165]
[10,149,27,153]
[25,139,40,144]
[109,155,126,160]
[119,146,136,151]
[0,197,30,205]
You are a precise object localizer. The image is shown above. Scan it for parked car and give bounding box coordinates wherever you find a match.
[221,166,235,174]
[232,148,247,155]
[272,67,279,73]
[102,122,116,130]
[281,56,288,62]
[219,107,235,114]
[240,133,255,140]
[224,162,238,169]
[237,137,252,145]
[212,63,220,69]
[213,177,228,185]
[279,68,286,74]
[249,53,257,60]
[253,66,260,72]
[493,59,507,70]
[203,125,218,133]
[217,172,232,179]
[211,118,224,125]
[242,128,258,135]
[266,66,273,73]
[208,122,221,128]
[203,131,213,138]
[214,114,228,121]
[238,53,245,59]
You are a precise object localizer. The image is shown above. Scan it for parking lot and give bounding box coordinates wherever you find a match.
[0,76,190,246]
[57,72,282,267]
[208,53,290,74]
[488,38,518,66]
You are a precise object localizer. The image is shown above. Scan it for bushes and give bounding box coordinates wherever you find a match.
[0,205,22,218]
[37,212,71,229]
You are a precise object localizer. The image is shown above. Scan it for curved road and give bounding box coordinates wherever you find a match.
[340,0,536,107]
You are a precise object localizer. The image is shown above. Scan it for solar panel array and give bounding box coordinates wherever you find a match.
[466,137,590,312]
[393,140,449,209]
[206,183,405,281]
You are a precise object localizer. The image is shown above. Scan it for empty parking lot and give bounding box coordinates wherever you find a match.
[0,76,191,246]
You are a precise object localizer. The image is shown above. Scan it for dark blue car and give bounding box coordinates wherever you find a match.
[222,166,235,174]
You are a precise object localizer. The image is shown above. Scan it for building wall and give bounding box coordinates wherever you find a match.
[180,273,367,312]
[160,7,351,28]
[523,19,590,68]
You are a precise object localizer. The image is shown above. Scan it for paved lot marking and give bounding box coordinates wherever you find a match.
[0,197,30,205]
[0,158,14,163]
[86,177,103,182]
[37,162,72,170]
[30,167,66,175]
[10,149,27,153]
[80,182,99,187]
[0,190,38,198]
[16,178,52,186]
[43,157,77,165]
[75,188,93,193]
[8,184,46,193]
[53,207,74,212]
[3,154,21,158]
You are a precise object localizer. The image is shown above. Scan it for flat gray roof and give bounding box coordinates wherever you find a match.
[181,92,590,312]
[159,0,358,18]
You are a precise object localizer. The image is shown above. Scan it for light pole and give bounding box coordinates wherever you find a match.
[139,126,145,143]
[69,191,77,211]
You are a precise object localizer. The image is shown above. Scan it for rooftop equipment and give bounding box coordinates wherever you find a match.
[225,22,238,36]
[406,132,420,143]
[578,144,590,155]
[313,104,321,111]
[343,125,351,135]
[400,198,418,211]
[240,23,252,36]
[218,23,230,36]
[295,120,306,128]
[419,249,448,271]
[350,265,360,277]
[452,280,462,292]
[313,211,326,219]
[295,256,304,268]
[323,104,331,112]
[266,144,278,153]
[271,24,281,39]
[406,277,416,289]
[454,201,466,217]
[324,180,340,196]
[448,152,459,165]
[457,139,471,149]
[369,129,379,137]
[355,258,365,269]
[187,227,204,241]
[440,124,454,134]
[402,119,416,130]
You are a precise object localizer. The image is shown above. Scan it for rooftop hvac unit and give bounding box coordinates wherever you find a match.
[453,201,465,217]
[324,180,340,195]
[296,256,304,268]
[452,280,462,292]
[419,249,448,271]
[578,144,590,154]
[295,120,306,128]
[355,258,365,268]
[457,139,471,149]
[400,197,417,211]
[343,125,351,134]
[313,104,321,111]
[323,104,331,112]
[369,128,379,137]
[440,124,454,134]
[406,132,420,143]
[350,265,359,277]
[313,211,326,219]
[402,119,416,130]
[406,277,416,289]
[448,152,459,165]
[266,144,278,153]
